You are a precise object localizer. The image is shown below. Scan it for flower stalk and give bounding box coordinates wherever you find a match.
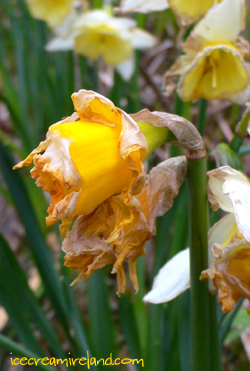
[188,157,210,371]
[188,157,221,371]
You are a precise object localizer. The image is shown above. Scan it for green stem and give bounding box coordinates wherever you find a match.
[209,295,222,370]
[196,100,207,136]
[229,135,243,153]
[188,157,222,371]
[188,157,210,371]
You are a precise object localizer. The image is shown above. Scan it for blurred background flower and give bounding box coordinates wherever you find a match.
[165,0,250,102]
[46,9,158,80]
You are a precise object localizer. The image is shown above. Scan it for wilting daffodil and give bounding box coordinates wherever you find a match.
[26,0,74,29]
[165,0,250,102]
[14,89,205,294]
[117,0,219,26]
[14,90,147,237]
[46,9,157,80]
[144,166,250,314]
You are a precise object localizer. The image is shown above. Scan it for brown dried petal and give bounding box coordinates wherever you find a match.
[130,109,206,159]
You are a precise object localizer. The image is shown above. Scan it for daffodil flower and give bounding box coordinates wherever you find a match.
[165,0,250,103]
[117,0,219,26]
[46,10,158,80]
[14,89,205,294]
[26,0,74,29]
[201,166,250,313]
[144,166,250,314]
[14,90,148,237]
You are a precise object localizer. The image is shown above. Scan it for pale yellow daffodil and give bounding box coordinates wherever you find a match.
[165,0,250,103]
[201,166,250,314]
[26,0,74,29]
[14,89,204,294]
[144,165,250,314]
[117,0,220,25]
[46,10,157,80]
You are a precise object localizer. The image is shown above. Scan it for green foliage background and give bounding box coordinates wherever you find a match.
[1,1,250,370]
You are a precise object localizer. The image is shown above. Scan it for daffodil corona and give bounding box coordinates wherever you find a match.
[165,0,250,103]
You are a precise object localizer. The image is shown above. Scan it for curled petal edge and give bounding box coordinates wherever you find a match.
[130,109,206,159]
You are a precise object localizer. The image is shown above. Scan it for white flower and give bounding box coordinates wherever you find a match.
[46,9,157,80]
[144,166,250,312]
[201,166,250,313]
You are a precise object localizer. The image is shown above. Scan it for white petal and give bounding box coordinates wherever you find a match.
[208,213,236,261]
[74,10,136,31]
[143,248,190,304]
[116,56,135,81]
[45,36,74,52]
[223,175,250,243]
[118,0,169,13]
[207,166,237,212]
[193,0,246,43]
[208,213,236,251]
[130,28,158,49]
[230,83,250,105]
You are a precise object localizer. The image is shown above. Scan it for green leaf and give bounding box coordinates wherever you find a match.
[0,334,54,371]
[87,270,114,361]
[0,233,68,361]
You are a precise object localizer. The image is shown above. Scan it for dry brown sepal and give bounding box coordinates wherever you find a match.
[130,109,206,160]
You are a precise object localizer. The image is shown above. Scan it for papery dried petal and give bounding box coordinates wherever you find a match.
[63,156,187,294]
[130,110,206,159]
[201,244,250,313]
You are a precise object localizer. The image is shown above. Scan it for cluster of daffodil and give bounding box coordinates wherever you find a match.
[144,165,250,315]
[118,0,250,103]
[26,0,157,80]
[23,0,250,315]
[14,89,206,294]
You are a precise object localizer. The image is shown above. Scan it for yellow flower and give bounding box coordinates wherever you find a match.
[46,10,157,80]
[201,166,250,314]
[14,90,147,237]
[63,156,187,295]
[26,0,74,29]
[117,0,220,25]
[165,0,250,102]
[14,89,205,294]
